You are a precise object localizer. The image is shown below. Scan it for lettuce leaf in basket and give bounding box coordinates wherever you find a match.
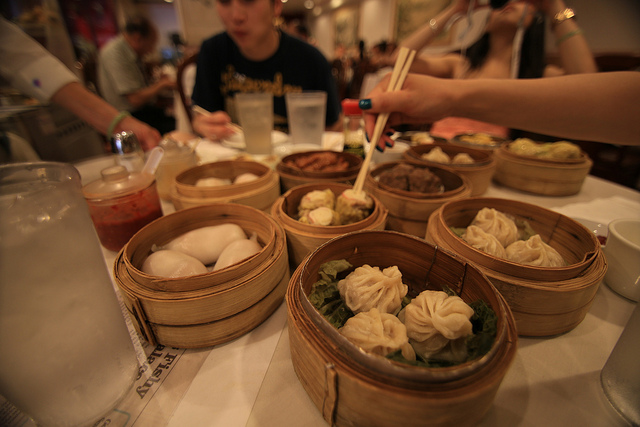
[308,260,354,329]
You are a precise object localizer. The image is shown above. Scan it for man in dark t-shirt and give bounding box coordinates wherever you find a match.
[190,0,341,140]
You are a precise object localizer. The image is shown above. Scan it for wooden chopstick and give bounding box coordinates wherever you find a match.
[192,105,243,133]
[353,47,416,194]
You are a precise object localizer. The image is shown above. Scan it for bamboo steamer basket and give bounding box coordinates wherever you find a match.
[403,142,497,196]
[287,230,517,427]
[113,203,289,348]
[364,161,472,238]
[270,182,388,267]
[276,150,362,192]
[170,160,280,211]
[492,143,592,196]
[425,197,607,336]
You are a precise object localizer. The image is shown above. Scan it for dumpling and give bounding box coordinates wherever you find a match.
[298,206,341,226]
[339,308,416,361]
[233,172,260,184]
[195,177,232,187]
[337,264,408,315]
[213,233,262,271]
[470,208,519,247]
[505,234,565,267]
[335,189,373,224]
[462,225,507,258]
[398,290,474,360]
[451,153,475,164]
[421,146,451,164]
[163,223,247,265]
[298,189,335,212]
[142,249,208,278]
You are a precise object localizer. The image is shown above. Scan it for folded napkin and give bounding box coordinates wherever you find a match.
[551,196,640,225]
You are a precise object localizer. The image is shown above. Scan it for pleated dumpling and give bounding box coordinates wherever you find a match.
[398,290,474,360]
[337,264,408,315]
[470,208,519,247]
[462,225,507,258]
[505,234,565,267]
[421,146,451,164]
[339,308,416,361]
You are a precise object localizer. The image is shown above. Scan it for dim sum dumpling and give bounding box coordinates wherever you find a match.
[451,153,475,164]
[462,225,507,258]
[298,206,341,226]
[298,189,335,212]
[338,264,408,315]
[195,177,232,187]
[505,234,565,267]
[398,290,474,359]
[142,249,208,278]
[163,223,247,265]
[212,233,262,271]
[470,208,519,247]
[339,308,416,361]
[421,146,451,164]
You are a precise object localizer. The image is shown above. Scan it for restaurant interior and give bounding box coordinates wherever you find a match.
[1,0,640,426]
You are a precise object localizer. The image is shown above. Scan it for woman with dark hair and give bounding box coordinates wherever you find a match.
[389,0,597,139]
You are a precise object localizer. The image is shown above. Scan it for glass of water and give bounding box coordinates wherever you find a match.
[0,162,138,426]
[285,91,327,146]
[235,92,274,155]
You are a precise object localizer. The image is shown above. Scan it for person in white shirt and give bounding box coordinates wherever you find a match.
[0,17,161,152]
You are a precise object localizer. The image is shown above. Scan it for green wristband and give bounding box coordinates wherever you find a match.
[556,29,583,47]
[107,111,131,137]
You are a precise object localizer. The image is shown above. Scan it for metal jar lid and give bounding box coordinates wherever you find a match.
[111,131,142,155]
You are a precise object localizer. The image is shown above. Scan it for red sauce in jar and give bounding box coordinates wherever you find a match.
[87,184,162,251]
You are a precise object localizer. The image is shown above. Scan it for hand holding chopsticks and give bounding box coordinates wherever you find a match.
[353,47,416,194]
[192,105,242,140]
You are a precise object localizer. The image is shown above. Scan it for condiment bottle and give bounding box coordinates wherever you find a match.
[155,138,198,200]
[82,165,163,251]
[111,131,145,172]
[341,99,365,158]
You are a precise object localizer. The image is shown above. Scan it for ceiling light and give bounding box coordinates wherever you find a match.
[304,0,315,9]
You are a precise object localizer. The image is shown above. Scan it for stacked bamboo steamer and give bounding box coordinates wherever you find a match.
[364,161,472,238]
[113,203,289,348]
[287,230,517,427]
[276,150,362,192]
[270,182,388,267]
[426,197,607,336]
[492,142,592,196]
[403,142,497,196]
[170,160,280,211]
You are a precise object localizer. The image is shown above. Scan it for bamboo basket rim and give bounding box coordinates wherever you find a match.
[498,141,591,165]
[431,197,601,281]
[276,150,363,179]
[294,229,515,386]
[403,142,495,169]
[174,160,275,197]
[273,182,388,234]
[367,161,471,201]
[121,203,282,292]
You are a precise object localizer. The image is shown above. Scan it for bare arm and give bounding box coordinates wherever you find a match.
[52,82,161,150]
[362,72,640,146]
[537,0,597,75]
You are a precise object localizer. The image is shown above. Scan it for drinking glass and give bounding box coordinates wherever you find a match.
[0,162,138,426]
[235,92,274,155]
[601,302,640,425]
[285,91,327,146]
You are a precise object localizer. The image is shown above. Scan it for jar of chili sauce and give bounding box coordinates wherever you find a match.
[82,165,163,251]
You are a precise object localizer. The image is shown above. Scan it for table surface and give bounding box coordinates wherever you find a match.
[74,146,640,427]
